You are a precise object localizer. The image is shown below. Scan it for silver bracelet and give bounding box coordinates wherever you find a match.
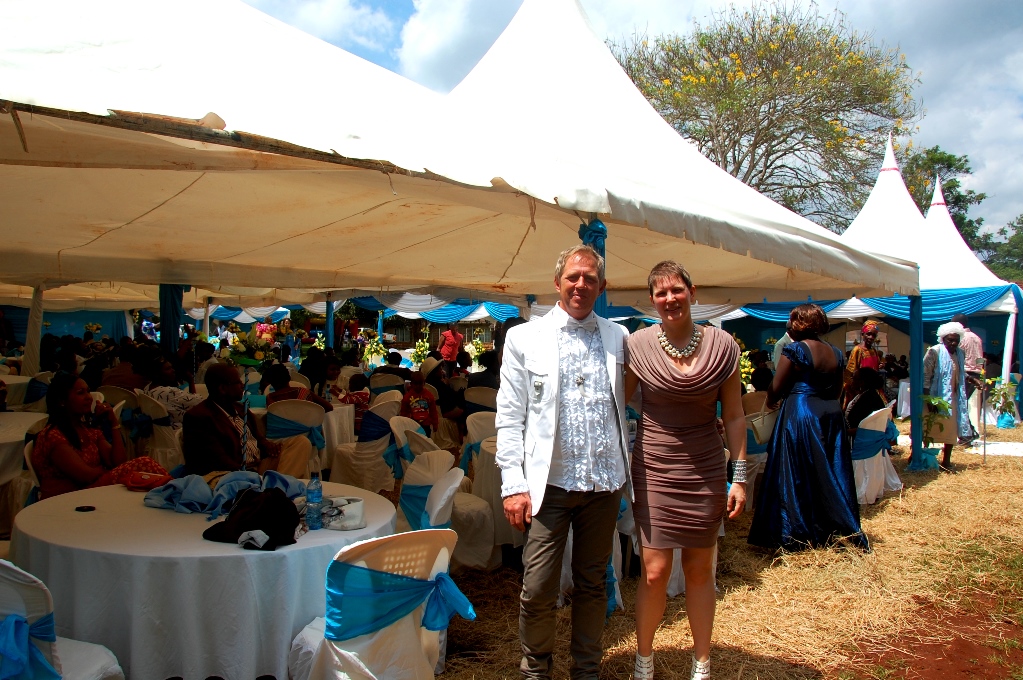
[729,459,748,483]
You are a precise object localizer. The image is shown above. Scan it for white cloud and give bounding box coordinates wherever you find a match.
[245,0,396,52]
[397,0,521,92]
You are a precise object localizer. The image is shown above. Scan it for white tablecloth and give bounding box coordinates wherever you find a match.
[3,375,33,406]
[11,482,396,680]
[897,379,911,418]
[0,412,47,486]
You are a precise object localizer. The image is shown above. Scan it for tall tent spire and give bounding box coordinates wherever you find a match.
[880,133,899,172]
[929,176,946,209]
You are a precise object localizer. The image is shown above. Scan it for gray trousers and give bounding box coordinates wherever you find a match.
[519,484,623,679]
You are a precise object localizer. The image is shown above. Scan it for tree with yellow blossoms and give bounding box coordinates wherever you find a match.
[611,2,920,231]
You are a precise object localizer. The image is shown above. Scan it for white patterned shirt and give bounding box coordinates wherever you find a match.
[547,305,626,493]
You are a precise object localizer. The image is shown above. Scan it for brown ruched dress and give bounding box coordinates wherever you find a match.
[627,325,739,549]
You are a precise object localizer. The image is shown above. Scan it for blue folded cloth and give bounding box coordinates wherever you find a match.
[207,471,262,520]
[261,470,306,498]
[144,475,215,514]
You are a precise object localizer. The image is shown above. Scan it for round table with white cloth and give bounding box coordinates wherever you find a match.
[2,375,34,407]
[10,482,396,680]
[0,411,47,486]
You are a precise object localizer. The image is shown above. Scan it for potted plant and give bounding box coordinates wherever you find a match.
[987,378,1017,429]
[921,395,954,447]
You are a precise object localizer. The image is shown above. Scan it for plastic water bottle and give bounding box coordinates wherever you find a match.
[306,471,323,530]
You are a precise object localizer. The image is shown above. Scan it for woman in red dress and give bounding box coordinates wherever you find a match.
[33,371,166,499]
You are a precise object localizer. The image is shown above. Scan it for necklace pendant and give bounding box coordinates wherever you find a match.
[575,375,585,387]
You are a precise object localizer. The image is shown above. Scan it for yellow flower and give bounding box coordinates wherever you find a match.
[254,351,264,360]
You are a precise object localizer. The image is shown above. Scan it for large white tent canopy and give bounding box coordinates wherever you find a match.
[0,0,917,307]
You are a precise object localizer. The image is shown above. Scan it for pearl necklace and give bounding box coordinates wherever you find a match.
[658,325,702,359]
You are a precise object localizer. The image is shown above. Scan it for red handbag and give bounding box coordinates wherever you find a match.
[124,471,173,491]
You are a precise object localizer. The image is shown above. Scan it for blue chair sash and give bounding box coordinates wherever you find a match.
[133,412,173,440]
[850,420,898,461]
[459,440,482,473]
[399,483,436,532]
[0,612,61,680]
[605,558,617,620]
[324,563,476,642]
[369,384,404,396]
[23,380,48,406]
[265,412,326,450]
[383,428,420,481]
[358,410,391,443]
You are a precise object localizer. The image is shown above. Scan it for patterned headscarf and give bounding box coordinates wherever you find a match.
[861,320,879,334]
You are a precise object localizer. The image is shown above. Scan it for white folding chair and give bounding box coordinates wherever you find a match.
[338,366,362,391]
[423,383,439,401]
[371,390,403,411]
[852,403,903,505]
[329,414,396,493]
[0,559,125,680]
[32,372,53,385]
[268,399,326,476]
[135,392,183,471]
[388,416,422,474]
[461,412,496,476]
[463,387,497,411]
[406,430,440,457]
[396,451,456,533]
[368,399,400,422]
[289,530,457,680]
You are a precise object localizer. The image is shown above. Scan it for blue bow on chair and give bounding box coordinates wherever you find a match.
[459,440,482,473]
[461,400,496,417]
[361,411,412,480]
[0,612,61,680]
[399,484,450,531]
[132,412,172,440]
[323,562,475,642]
[369,384,403,397]
[850,420,898,461]
[265,413,325,450]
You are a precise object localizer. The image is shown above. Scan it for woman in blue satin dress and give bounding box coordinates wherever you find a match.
[748,303,869,551]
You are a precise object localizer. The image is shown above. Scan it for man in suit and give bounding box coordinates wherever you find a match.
[496,244,631,679]
[183,363,306,476]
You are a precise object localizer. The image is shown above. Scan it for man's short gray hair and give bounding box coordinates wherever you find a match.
[554,244,605,282]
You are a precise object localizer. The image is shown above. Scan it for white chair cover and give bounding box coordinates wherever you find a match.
[291,372,312,389]
[406,430,440,457]
[0,559,125,680]
[451,493,496,570]
[370,374,405,391]
[448,376,468,392]
[23,441,39,488]
[852,405,903,505]
[330,438,394,493]
[389,417,424,474]
[338,367,362,392]
[423,384,439,401]
[463,387,497,411]
[268,399,326,475]
[431,418,461,451]
[290,530,457,680]
[134,392,183,471]
[402,450,454,487]
[462,413,496,476]
[473,438,524,548]
[425,468,463,528]
[368,400,400,422]
[557,527,623,614]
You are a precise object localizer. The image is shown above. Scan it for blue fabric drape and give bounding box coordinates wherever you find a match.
[850,421,898,460]
[369,385,403,397]
[399,483,435,531]
[861,285,1016,321]
[159,284,189,354]
[420,304,480,324]
[265,412,325,450]
[144,472,306,516]
[323,563,475,642]
[482,302,518,322]
[740,299,845,322]
[23,379,48,405]
[0,612,60,680]
[132,413,172,440]
[579,220,608,318]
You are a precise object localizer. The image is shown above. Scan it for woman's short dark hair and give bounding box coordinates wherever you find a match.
[788,303,829,339]
[647,260,693,295]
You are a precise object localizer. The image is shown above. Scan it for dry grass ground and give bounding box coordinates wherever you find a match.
[442,437,1023,679]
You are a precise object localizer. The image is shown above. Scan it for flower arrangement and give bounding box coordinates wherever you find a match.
[765,336,778,347]
[312,334,325,351]
[362,330,386,366]
[731,332,746,351]
[739,351,754,386]
[470,329,487,367]
[230,326,272,365]
[84,322,103,334]
[226,322,241,334]
[410,337,431,366]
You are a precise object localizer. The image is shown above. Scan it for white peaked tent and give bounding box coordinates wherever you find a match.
[0,0,916,304]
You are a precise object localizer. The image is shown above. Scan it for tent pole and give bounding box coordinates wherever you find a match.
[202,296,213,336]
[909,294,923,465]
[324,293,335,351]
[20,287,45,376]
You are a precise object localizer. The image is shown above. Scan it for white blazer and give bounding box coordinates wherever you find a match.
[495,307,633,515]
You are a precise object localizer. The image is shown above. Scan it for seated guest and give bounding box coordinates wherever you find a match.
[466,349,500,389]
[750,350,773,392]
[318,358,343,398]
[333,373,370,436]
[452,350,473,378]
[193,341,218,384]
[33,372,166,499]
[845,368,890,434]
[372,351,413,381]
[183,364,306,476]
[421,357,464,422]
[101,344,150,391]
[142,356,205,428]
[262,363,332,412]
[299,347,327,394]
[401,370,438,436]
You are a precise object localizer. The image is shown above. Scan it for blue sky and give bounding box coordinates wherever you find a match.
[242,0,1023,232]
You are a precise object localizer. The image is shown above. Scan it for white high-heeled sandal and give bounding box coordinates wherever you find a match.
[633,652,654,679]
[690,655,711,680]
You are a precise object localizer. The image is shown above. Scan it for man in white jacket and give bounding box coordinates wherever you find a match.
[496,244,631,679]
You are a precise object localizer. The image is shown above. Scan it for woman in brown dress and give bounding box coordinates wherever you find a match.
[625,261,747,680]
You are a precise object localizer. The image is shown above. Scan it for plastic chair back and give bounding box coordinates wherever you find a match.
[465,413,496,445]
[403,450,455,487]
[245,371,262,386]
[32,372,53,385]
[426,469,463,527]
[23,441,40,488]
[858,405,893,432]
[136,392,183,470]
[406,430,440,456]
[0,559,59,672]
[463,387,497,410]
[389,416,420,451]
[369,400,400,422]
[268,399,326,428]
[98,386,138,411]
